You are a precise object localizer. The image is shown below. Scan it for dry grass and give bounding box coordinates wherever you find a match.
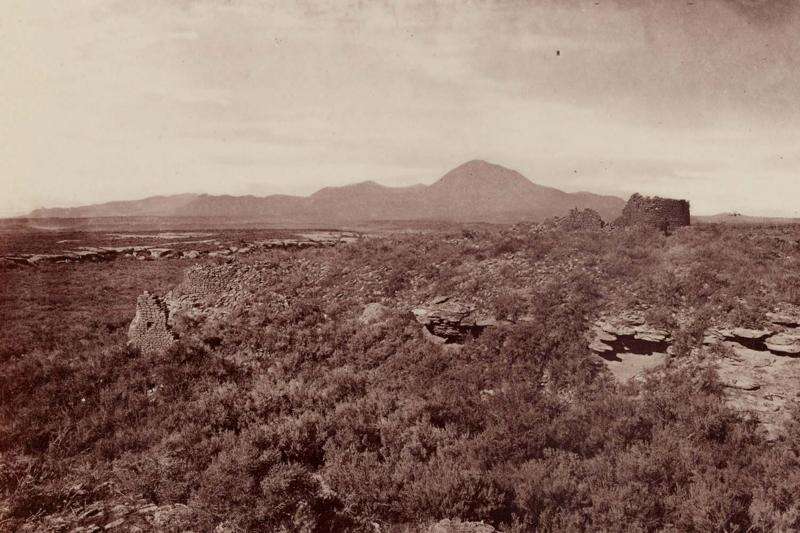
[2,223,800,531]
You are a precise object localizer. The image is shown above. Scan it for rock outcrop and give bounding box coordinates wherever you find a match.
[712,347,800,439]
[590,306,800,439]
[614,193,690,231]
[591,307,800,362]
[589,312,671,356]
[412,296,497,343]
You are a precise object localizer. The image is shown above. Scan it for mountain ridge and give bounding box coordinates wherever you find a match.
[29,160,626,223]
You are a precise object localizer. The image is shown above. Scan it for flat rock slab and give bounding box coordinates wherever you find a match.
[717,344,800,439]
[730,327,772,340]
[592,327,617,343]
[597,321,637,336]
[720,375,761,391]
[589,339,614,353]
[765,332,800,354]
[767,311,800,327]
[633,327,670,342]
[603,351,668,382]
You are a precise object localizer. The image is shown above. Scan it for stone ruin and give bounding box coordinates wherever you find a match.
[541,208,606,231]
[128,291,176,355]
[615,193,690,231]
[127,262,292,355]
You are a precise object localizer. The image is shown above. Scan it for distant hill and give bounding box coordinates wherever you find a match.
[694,213,800,225]
[29,194,201,218]
[29,160,625,223]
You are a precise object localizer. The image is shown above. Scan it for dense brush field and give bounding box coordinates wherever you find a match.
[3,224,800,531]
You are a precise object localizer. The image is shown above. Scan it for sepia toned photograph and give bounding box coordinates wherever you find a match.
[2,1,800,531]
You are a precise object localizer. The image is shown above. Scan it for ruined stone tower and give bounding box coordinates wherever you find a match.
[615,193,690,230]
[128,291,175,355]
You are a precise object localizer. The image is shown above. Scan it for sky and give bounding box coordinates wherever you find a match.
[2,0,799,217]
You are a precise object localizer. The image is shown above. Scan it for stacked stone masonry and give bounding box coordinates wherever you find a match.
[128,291,175,355]
[545,208,606,231]
[127,262,292,355]
[615,193,690,230]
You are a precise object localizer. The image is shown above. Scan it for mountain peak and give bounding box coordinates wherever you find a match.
[451,159,510,173]
[433,159,531,189]
[352,180,383,188]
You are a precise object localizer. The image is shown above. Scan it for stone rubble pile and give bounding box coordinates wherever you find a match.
[539,207,606,231]
[127,261,296,354]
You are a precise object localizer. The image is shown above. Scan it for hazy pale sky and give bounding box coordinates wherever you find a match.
[2,0,799,217]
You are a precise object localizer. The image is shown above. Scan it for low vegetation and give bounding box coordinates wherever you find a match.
[2,223,800,531]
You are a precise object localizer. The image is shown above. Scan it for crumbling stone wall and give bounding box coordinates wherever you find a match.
[167,264,238,312]
[615,193,690,230]
[543,208,606,231]
[128,262,291,355]
[128,291,175,355]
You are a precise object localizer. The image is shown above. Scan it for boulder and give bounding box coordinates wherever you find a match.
[359,302,389,324]
[149,248,175,259]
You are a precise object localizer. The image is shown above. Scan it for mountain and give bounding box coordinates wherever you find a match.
[28,160,625,223]
[29,194,201,218]
[424,160,620,221]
